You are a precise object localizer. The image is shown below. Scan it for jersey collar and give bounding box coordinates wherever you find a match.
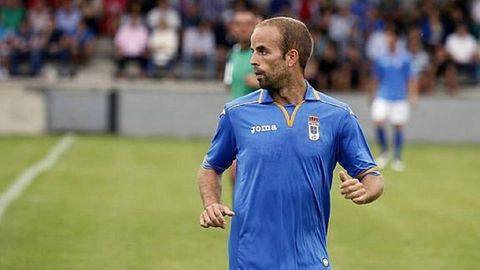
[258,80,321,104]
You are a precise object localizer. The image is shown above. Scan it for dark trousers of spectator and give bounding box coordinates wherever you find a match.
[116,56,147,76]
[10,49,43,76]
[182,54,216,79]
[455,63,479,84]
[49,48,72,77]
[147,58,176,78]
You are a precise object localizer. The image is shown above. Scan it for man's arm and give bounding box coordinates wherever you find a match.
[339,171,384,205]
[408,78,419,105]
[198,167,234,229]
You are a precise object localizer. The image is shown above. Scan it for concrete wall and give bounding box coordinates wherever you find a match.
[0,87,46,135]
[337,94,480,143]
[118,89,227,137]
[46,89,111,133]
[1,85,479,143]
[117,90,480,143]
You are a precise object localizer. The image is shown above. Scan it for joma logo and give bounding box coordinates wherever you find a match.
[251,124,278,134]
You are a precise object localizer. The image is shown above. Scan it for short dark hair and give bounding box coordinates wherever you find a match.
[256,17,313,70]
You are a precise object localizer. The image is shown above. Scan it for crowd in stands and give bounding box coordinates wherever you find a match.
[1,0,479,95]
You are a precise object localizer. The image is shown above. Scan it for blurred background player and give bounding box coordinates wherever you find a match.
[222,9,258,186]
[370,25,418,172]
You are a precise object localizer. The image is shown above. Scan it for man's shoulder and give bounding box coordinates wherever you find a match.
[225,89,262,111]
[317,92,354,116]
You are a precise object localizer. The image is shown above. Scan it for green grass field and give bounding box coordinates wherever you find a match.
[0,136,479,269]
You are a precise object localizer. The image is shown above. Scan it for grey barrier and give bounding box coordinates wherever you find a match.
[39,86,480,142]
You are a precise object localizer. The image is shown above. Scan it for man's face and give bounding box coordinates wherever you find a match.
[250,26,289,91]
[232,12,256,44]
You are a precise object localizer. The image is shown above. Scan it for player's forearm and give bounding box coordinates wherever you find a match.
[197,167,222,208]
[361,173,384,204]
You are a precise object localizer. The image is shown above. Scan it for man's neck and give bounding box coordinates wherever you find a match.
[272,78,306,105]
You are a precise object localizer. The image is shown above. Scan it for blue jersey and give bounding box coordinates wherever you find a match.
[202,82,378,270]
[374,50,415,101]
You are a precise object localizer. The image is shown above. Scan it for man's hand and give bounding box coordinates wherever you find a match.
[199,203,235,229]
[339,171,369,204]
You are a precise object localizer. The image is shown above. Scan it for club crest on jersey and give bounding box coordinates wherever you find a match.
[308,116,320,141]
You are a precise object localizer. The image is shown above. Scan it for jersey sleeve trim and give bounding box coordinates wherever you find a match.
[356,167,381,179]
[201,156,228,175]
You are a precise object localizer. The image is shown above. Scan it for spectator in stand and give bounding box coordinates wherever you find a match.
[68,19,96,66]
[78,0,102,34]
[181,19,216,79]
[442,5,466,40]
[9,19,45,76]
[0,21,14,80]
[181,1,201,28]
[0,0,26,32]
[114,10,148,78]
[407,27,434,94]
[419,7,444,49]
[119,2,145,26]
[294,0,319,23]
[316,41,340,90]
[147,0,180,31]
[357,5,384,40]
[472,0,480,38]
[147,17,178,78]
[199,0,228,23]
[337,42,366,91]
[28,0,51,34]
[432,44,459,95]
[269,0,291,17]
[328,4,355,56]
[43,16,72,77]
[55,0,82,35]
[101,0,127,36]
[199,0,234,79]
[445,23,479,84]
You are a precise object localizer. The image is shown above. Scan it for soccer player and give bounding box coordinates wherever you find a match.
[198,17,384,270]
[223,9,259,185]
[371,26,418,171]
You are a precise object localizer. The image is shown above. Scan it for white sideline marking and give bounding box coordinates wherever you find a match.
[0,134,76,222]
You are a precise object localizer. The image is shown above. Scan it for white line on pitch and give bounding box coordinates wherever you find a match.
[0,134,76,222]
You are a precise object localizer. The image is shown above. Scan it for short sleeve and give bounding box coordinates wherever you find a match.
[202,108,237,174]
[337,109,378,178]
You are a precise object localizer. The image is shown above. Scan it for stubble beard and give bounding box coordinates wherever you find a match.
[259,66,289,92]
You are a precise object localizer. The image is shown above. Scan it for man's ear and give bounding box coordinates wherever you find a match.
[286,49,299,67]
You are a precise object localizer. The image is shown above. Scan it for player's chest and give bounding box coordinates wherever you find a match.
[233,105,337,157]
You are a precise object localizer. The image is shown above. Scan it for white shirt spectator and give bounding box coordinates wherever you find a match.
[328,7,355,43]
[149,23,178,66]
[445,30,477,64]
[147,1,180,30]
